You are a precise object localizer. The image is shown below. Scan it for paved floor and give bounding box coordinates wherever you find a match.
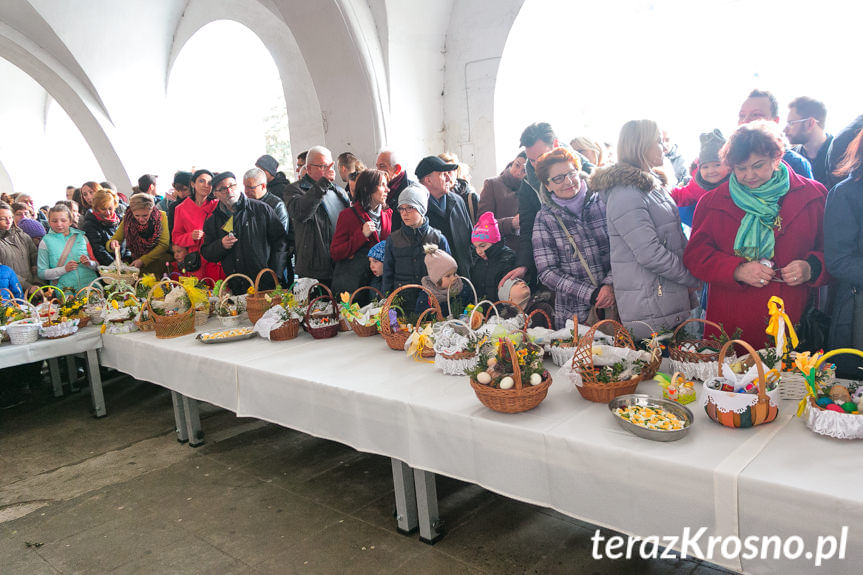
[0,374,733,574]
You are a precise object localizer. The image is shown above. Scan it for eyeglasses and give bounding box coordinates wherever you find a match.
[786,118,811,127]
[244,183,264,192]
[549,171,579,185]
[214,183,238,195]
[309,162,335,171]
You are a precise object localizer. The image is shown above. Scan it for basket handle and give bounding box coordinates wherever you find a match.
[503,338,523,391]
[469,299,499,327]
[719,339,767,401]
[415,305,444,329]
[218,273,254,299]
[75,286,104,302]
[147,279,195,318]
[304,293,338,327]
[349,285,385,306]
[447,275,478,318]
[671,317,724,342]
[253,268,279,292]
[113,244,122,265]
[0,287,14,301]
[28,285,67,305]
[526,308,552,329]
[572,318,634,372]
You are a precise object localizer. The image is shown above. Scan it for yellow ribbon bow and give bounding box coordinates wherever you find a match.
[765,296,798,350]
[405,325,435,363]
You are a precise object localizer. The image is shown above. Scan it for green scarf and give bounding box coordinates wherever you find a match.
[729,162,790,260]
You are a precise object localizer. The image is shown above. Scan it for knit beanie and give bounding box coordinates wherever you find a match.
[398,183,429,218]
[698,129,726,164]
[423,244,457,283]
[18,218,46,239]
[368,240,386,262]
[471,211,501,243]
[498,278,526,302]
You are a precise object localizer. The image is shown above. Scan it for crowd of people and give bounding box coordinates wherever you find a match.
[4,88,863,402]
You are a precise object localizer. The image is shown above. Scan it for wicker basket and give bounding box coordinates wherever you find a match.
[76,285,105,324]
[99,245,140,283]
[704,340,779,428]
[303,283,339,339]
[6,318,42,344]
[669,318,726,363]
[135,299,155,331]
[526,308,552,329]
[247,269,281,324]
[346,286,384,337]
[469,338,552,413]
[571,319,659,403]
[29,285,65,325]
[797,348,863,439]
[412,306,445,358]
[271,317,300,341]
[216,273,253,326]
[147,280,195,339]
[380,284,443,351]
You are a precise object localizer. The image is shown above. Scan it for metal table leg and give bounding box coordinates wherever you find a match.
[390,459,418,535]
[414,469,444,544]
[65,355,80,392]
[171,391,189,443]
[182,396,204,447]
[47,357,63,397]
[86,350,106,418]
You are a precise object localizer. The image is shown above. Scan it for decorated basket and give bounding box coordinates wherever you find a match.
[216,273,253,328]
[570,319,659,403]
[76,285,106,325]
[6,317,42,345]
[433,319,481,375]
[271,317,300,341]
[147,280,195,339]
[303,283,339,339]
[99,245,139,283]
[798,348,863,439]
[346,286,384,337]
[247,269,281,324]
[380,284,442,351]
[469,338,552,413]
[703,340,779,429]
[409,305,445,359]
[28,285,65,325]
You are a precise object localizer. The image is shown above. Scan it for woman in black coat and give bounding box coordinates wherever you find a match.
[825,129,863,377]
[79,188,122,266]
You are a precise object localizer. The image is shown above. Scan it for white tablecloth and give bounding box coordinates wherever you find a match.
[100,322,863,573]
[0,326,102,368]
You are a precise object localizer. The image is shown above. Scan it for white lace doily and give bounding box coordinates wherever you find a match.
[434,353,478,376]
[806,404,863,439]
[669,358,722,382]
[702,370,781,414]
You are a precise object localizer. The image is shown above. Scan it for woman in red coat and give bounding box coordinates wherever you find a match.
[171,169,224,282]
[331,169,392,300]
[684,121,828,346]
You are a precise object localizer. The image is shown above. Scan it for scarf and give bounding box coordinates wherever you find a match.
[550,179,588,216]
[124,208,162,258]
[695,169,728,192]
[501,169,521,191]
[729,162,790,261]
[421,275,465,315]
[92,210,119,225]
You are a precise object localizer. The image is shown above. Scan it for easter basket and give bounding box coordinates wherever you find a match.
[468,338,552,413]
[569,319,660,403]
[702,340,780,429]
[344,286,384,337]
[147,280,195,339]
[5,317,42,345]
[303,283,340,339]
[798,349,863,440]
[98,245,139,283]
[252,299,302,341]
[246,269,281,325]
[216,273,253,328]
[406,305,446,360]
[29,285,65,326]
[135,300,155,332]
[380,284,442,351]
[668,318,738,381]
[76,285,106,325]
[98,288,141,333]
[432,319,481,375]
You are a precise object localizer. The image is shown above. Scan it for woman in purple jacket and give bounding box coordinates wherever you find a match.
[532,148,613,329]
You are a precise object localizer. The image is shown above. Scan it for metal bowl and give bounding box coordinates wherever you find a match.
[608,394,693,442]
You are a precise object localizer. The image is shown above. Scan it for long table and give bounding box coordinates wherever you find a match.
[99,322,863,573]
[1,326,105,416]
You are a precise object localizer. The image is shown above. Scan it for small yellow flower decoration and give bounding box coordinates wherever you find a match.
[246,286,256,295]
[111,300,120,310]
[140,274,157,289]
[340,291,350,304]
[100,323,107,334]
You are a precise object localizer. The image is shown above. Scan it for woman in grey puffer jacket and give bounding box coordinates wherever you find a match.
[589,119,700,339]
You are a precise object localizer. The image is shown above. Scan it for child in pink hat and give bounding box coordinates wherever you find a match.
[470,212,516,301]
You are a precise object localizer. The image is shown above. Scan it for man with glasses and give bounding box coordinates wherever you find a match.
[785,96,833,187]
[244,167,292,284]
[737,89,813,178]
[284,145,350,285]
[201,171,287,293]
[376,148,416,231]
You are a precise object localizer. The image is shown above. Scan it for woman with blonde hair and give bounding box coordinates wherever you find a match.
[80,187,121,266]
[108,193,171,275]
[589,119,699,338]
[570,136,606,167]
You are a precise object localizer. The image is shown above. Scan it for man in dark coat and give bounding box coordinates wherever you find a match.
[416,156,472,280]
[201,172,287,294]
[376,148,415,231]
[243,167,292,285]
[166,170,192,234]
[283,146,351,286]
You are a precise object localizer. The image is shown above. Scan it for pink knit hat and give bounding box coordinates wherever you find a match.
[471,211,501,244]
[423,244,457,283]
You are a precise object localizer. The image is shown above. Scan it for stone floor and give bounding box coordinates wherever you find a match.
[0,374,734,574]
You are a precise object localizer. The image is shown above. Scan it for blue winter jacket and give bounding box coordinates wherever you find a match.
[0,264,23,300]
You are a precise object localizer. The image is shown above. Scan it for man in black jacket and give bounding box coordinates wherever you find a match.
[283,146,350,285]
[201,171,287,294]
[416,156,472,279]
